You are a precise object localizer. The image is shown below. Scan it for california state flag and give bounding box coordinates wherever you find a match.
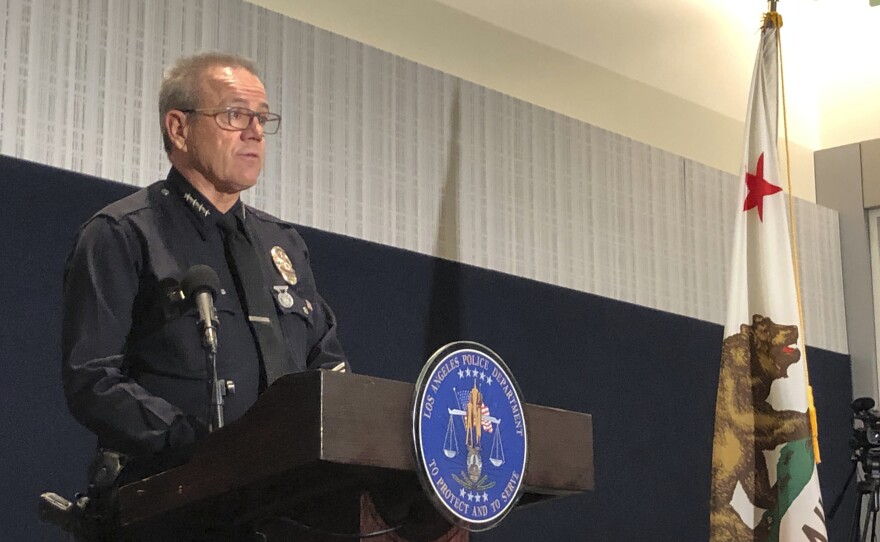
[709,14,827,542]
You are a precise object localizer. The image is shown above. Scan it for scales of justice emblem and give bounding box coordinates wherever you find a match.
[413,342,528,531]
[443,379,505,489]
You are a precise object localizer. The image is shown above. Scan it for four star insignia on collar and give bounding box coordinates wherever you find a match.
[183,192,210,218]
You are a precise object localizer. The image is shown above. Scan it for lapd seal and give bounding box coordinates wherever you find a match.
[412,342,528,531]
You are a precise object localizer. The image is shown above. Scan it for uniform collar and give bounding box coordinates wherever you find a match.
[165,167,248,238]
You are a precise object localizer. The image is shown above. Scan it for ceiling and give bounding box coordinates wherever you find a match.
[431,0,880,150]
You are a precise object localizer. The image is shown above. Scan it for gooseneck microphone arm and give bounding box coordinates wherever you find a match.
[181,265,233,431]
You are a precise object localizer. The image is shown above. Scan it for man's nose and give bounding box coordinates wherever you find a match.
[242,115,264,140]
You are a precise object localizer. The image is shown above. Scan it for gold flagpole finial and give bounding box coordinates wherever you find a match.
[764,6,783,29]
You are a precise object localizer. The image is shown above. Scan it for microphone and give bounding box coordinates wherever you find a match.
[853,397,876,413]
[181,265,221,354]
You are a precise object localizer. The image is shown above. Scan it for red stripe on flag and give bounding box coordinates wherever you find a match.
[481,404,492,433]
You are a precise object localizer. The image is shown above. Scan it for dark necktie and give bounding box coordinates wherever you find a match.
[217,212,288,389]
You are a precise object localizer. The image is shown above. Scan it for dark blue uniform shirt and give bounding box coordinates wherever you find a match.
[62,168,347,458]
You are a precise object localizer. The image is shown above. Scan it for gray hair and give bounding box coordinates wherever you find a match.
[159,52,260,152]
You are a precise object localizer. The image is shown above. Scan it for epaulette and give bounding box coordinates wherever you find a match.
[89,182,163,223]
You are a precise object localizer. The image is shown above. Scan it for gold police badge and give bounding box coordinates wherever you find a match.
[270,246,298,286]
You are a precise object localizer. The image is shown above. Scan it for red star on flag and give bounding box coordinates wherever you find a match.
[743,152,782,222]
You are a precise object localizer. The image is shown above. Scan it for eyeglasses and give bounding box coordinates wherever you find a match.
[181,107,281,135]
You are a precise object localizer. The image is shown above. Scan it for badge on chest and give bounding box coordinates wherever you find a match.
[270,246,297,286]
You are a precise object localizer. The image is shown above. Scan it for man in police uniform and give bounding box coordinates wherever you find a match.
[61,52,348,491]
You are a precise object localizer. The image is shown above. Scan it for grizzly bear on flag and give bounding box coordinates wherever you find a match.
[710,314,811,541]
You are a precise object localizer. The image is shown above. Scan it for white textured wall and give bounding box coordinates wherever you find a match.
[245,0,819,203]
[0,0,847,353]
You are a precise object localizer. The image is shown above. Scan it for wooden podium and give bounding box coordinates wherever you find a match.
[116,371,593,541]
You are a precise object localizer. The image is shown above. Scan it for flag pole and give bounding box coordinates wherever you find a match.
[764,1,822,465]
[709,7,828,535]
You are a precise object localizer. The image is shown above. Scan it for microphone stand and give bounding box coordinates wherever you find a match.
[200,310,233,432]
[184,265,234,433]
[206,343,224,432]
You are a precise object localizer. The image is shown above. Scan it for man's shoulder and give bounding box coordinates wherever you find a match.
[244,207,312,255]
[245,206,301,234]
[93,181,165,223]
[70,182,169,256]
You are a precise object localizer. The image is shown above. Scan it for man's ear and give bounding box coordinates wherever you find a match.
[164,110,190,152]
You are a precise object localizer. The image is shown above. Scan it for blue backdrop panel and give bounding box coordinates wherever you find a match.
[0,154,855,540]
[1,156,138,540]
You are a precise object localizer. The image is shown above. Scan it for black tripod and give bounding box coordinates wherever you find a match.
[853,476,880,542]
[854,449,880,542]
[830,449,880,542]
